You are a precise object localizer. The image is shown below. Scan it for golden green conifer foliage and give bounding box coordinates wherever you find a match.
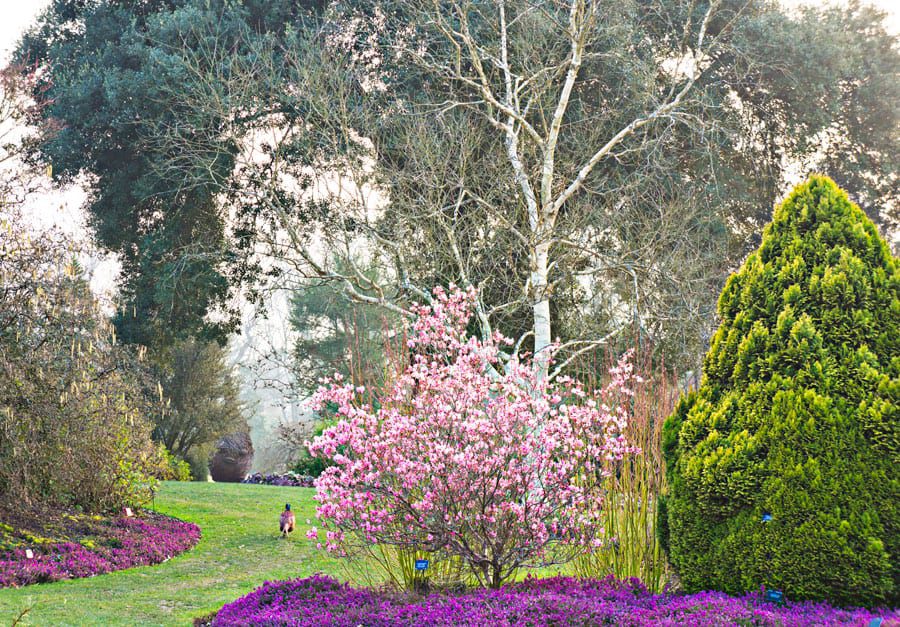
[661,176,898,606]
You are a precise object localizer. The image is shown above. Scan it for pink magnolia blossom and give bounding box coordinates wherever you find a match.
[307,286,638,588]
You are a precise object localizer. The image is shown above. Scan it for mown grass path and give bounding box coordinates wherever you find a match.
[0,482,342,626]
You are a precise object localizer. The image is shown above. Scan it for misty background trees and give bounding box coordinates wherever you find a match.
[11,0,898,470]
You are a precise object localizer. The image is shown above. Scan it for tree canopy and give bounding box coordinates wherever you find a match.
[15,0,899,375]
[151,337,247,461]
[15,0,324,347]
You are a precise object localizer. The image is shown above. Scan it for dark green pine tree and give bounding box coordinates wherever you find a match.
[661,176,898,606]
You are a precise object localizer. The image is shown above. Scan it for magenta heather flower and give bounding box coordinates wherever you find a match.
[213,575,899,626]
[242,472,315,487]
[0,513,200,588]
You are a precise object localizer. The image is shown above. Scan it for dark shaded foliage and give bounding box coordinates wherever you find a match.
[209,433,254,483]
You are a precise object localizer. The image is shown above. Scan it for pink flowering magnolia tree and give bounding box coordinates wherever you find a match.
[307,286,638,588]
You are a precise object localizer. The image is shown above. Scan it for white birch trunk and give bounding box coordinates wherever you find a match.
[531,241,552,383]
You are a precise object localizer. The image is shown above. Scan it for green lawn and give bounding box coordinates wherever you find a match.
[0,482,345,626]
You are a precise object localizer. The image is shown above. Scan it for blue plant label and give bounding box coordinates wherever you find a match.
[761,513,773,522]
[868,618,883,627]
[415,559,429,571]
[765,589,783,603]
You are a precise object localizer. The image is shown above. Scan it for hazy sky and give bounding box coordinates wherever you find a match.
[0,1,117,297]
[0,1,47,64]
[2,0,899,62]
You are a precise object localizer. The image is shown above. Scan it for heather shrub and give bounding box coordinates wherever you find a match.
[661,176,898,606]
[307,287,638,588]
[242,472,315,487]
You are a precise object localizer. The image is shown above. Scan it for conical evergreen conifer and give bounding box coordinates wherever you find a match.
[662,176,898,606]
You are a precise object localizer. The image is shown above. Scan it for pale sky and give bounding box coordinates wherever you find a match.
[0,1,47,64]
[2,0,899,63]
[0,1,118,300]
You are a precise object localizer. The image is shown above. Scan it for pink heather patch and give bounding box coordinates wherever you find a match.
[0,513,200,588]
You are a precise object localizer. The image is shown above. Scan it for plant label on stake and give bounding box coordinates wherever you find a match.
[760,511,780,603]
[25,549,33,559]
[415,559,429,571]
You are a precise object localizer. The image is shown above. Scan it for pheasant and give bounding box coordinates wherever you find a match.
[279,503,296,538]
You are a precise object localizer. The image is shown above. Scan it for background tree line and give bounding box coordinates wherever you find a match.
[0,60,247,485]
[13,0,898,460]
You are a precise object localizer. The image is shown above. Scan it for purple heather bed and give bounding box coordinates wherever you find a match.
[0,512,200,588]
[212,574,898,626]
[241,472,315,488]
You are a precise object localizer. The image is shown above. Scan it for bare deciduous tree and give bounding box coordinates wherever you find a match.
[149,0,746,381]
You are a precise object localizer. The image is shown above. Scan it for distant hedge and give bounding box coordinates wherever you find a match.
[661,176,898,606]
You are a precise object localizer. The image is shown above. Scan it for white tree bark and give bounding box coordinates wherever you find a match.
[487,0,721,381]
[153,0,728,383]
[531,241,553,383]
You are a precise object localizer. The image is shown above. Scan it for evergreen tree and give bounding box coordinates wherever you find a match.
[662,176,898,606]
[152,338,247,467]
[15,0,325,347]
